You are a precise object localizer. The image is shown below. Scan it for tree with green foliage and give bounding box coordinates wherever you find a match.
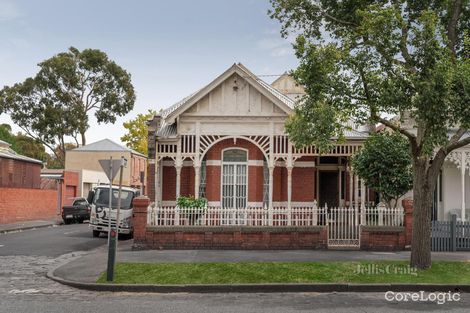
[0,47,136,166]
[0,124,48,162]
[352,132,413,209]
[121,110,157,155]
[0,124,17,148]
[45,143,77,169]
[269,0,470,268]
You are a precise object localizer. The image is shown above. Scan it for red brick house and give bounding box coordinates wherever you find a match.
[139,64,412,250]
[0,139,79,224]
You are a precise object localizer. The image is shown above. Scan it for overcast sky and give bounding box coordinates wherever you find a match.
[0,0,298,146]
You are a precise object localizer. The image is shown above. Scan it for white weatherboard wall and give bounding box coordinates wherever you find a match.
[441,161,470,220]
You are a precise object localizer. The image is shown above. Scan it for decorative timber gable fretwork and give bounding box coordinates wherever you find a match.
[156,134,363,165]
[446,150,470,171]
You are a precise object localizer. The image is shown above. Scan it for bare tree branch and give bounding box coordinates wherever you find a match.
[17,125,61,162]
[447,0,463,56]
[377,116,417,141]
[322,11,357,27]
[446,131,470,152]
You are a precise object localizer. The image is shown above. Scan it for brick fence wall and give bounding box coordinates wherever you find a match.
[0,188,59,224]
[133,196,328,250]
[133,196,414,250]
[360,226,406,250]
[360,199,413,250]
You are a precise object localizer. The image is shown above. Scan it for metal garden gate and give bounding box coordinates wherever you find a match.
[327,206,360,248]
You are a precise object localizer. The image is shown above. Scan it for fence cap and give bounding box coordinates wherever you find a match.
[133,196,150,208]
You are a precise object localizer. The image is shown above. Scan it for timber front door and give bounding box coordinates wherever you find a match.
[221,149,248,209]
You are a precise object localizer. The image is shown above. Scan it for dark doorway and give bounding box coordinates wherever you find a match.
[319,171,339,207]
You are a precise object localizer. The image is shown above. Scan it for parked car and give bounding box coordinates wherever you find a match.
[62,197,91,224]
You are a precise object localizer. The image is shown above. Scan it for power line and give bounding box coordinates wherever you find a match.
[255,74,285,77]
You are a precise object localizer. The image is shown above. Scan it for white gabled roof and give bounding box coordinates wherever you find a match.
[160,63,295,124]
[72,138,146,157]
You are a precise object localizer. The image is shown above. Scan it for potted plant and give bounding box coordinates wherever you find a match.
[176,196,208,225]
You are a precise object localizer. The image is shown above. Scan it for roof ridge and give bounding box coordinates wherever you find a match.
[73,138,145,157]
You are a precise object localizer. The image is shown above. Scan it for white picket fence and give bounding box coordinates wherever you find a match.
[362,204,404,227]
[146,203,404,228]
[147,206,327,227]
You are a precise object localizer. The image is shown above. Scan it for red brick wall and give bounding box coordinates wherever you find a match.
[205,165,221,201]
[162,165,176,201]
[61,171,79,206]
[138,228,328,250]
[292,167,315,201]
[273,167,286,202]
[360,227,406,251]
[0,158,42,189]
[180,165,195,197]
[146,163,155,200]
[160,139,267,202]
[205,138,264,161]
[132,197,328,250]
[0,188,59,224]
[248,165,264,202]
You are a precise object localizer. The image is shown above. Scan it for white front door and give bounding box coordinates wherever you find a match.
[221,149,248,209]
[222,163,247,209]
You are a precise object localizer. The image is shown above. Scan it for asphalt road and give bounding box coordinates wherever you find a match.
[0,224,469,313]
[0,223,107,257]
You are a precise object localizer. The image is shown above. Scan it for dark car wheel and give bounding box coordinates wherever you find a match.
[64,219,72,225]
[92,230,101,238]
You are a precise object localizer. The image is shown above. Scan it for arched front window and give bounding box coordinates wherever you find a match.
[223,149,247,162]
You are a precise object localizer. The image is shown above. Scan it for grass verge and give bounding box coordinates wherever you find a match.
[97,261,470,285]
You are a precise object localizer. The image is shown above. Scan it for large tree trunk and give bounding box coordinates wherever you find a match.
[410,157,439,269]
[80,131,86,146]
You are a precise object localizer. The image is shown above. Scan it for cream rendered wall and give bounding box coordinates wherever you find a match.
[80,169,109,197]
[271,74,305,100]
[65,151,132,186]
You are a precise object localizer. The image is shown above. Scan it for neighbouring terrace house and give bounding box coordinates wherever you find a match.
[136,63,469,250]
[432,140,470,222]
[65,139,147,197]
[382,117,470,222]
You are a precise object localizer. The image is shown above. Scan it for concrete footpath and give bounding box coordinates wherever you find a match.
[0,219,62,234]
[47,241,470,293]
